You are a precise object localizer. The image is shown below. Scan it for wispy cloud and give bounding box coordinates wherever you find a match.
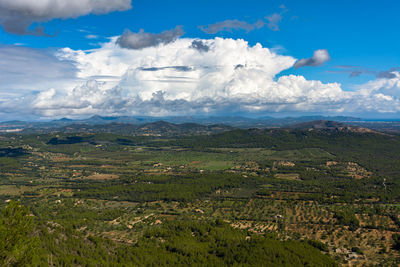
[138,66,195,72]
[377,68,400,79]
[199,19,265,34]
[85,34,99,39]
[329,65,399,79]
[265,13,282,31]
[200,4,289,34]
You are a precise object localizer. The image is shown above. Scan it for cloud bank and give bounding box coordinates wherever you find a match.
[1,37,400,118]
[0,0,132,35]
[0,46,77,91]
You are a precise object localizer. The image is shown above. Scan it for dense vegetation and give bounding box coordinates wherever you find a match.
[0,127,399,265]
[1,202,336,266]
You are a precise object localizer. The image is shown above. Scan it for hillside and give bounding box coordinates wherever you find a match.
[288,120,377,133]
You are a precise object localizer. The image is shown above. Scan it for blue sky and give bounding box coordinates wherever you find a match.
[0,0,399,119]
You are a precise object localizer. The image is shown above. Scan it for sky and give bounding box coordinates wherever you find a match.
[0,0,399,120]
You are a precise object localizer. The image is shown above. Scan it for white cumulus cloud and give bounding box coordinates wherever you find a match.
[29,37,349,116]
[1,37,400,118]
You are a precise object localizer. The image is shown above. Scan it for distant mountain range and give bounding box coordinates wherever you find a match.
[1,115,400,134]
[0,115,361,130]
